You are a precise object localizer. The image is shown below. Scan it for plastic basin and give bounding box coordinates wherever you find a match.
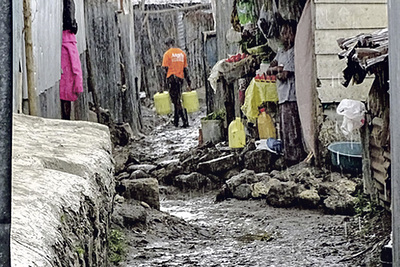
[327,142,362,174]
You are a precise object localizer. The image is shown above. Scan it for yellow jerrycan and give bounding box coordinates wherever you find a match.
[154,91,172,115]
[257,108,276,139]
[182,91,199,113]
[228,117,246,148]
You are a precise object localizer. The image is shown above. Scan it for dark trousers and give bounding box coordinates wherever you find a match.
[167,75,188,127]
[61,100,71,120]
[279,101,306,164]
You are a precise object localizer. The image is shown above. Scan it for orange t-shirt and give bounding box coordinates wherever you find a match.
[162,48,188,79]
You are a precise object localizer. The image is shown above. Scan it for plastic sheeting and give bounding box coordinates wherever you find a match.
[241,79,278,122]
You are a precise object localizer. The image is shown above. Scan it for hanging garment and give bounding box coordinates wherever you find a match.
[60,30,83,101]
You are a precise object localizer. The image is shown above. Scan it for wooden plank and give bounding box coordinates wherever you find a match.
[371,160,388,174]
[315,3,387,30]
[374,179,384,191]
[370,148,384,159]
[316,77,373,102]
[373,172,388,186]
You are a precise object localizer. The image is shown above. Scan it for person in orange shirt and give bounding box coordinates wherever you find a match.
[161,37,192,128]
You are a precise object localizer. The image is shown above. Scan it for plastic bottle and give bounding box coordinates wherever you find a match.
[182,91,199,113]
[228,117,246,148]
[257,108,276,139]
[154,91,172,115]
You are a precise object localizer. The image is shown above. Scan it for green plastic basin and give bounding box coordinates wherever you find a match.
[328,142,362,174]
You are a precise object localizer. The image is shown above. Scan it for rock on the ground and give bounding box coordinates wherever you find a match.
[265,179,300,207]
[243,149,281,173]
[119,178,160,210]
[129,169,150,179]
[127,163,157,173]
[198,154,238,173]
[324,192,357,215]
[251,180,270,198]
[112,200,148,228]
[12,114,115,267]
[173,172,212,191]
[298,189,321,208]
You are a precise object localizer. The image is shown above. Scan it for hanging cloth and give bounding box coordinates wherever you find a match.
[60,30,83,102]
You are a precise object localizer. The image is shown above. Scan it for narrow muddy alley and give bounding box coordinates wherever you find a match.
[112,89,390,267]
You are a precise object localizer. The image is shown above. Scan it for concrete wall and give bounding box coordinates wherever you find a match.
[12,114,115,266]
[313,0,388,103]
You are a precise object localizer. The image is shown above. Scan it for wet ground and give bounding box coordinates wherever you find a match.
[126,194,356,266]
[118,88,390,267]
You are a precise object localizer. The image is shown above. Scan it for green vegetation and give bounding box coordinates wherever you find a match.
[354,190,381,218]
[75,247,85,257]
[108,229,127,265]
[201,110,226,121]
[237,231,274,243]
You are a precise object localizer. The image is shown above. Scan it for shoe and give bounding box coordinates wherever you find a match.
[181,123,189,128]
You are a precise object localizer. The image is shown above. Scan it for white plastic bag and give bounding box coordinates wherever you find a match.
[336,99,366,135]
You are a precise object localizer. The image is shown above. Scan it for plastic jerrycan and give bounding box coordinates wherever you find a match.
[154,91,172,115]
[257,108,276,139]
[228,117,246,148]
[182,91,199,113]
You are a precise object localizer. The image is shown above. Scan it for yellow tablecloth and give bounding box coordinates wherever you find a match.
[241,79,279,122]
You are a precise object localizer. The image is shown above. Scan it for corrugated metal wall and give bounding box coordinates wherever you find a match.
[12,0,142,134]
[31,1,62,94]
[12,0,27,114]
[313,0,388,103]
[12,0,87,119]
[84,0,141,132]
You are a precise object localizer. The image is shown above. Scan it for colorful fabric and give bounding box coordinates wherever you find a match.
[241,78,279,122]
[162,48,188,79]
[60,30,83,101]
[279,101,306,162]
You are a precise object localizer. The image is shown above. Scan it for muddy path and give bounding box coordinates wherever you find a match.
[122,191,389,267]
[115,89,390,267]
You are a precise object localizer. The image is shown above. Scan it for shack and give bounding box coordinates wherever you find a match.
[337,29,390,209]
[206,0,387,166]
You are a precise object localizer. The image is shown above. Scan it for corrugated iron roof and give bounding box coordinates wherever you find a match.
[337,28,388,87]
[132,0,210,5]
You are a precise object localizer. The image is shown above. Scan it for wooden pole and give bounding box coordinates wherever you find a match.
[389,0,400,265]
[0,0,12,264]
[23,0,38,116]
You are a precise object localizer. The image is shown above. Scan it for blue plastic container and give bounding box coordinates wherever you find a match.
[327,142,362,174]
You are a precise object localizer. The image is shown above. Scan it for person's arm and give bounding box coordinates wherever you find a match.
[267,60,279,75]
[184,67,192,91]
[276,70,293,82]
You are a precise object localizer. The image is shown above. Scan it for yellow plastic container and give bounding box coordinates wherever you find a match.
[182,91,199,113]
[154,91,172,115]
[228,117,246,148]
[257,108,276,139]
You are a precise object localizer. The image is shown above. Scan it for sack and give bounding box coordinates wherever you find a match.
[336,99,366,135]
